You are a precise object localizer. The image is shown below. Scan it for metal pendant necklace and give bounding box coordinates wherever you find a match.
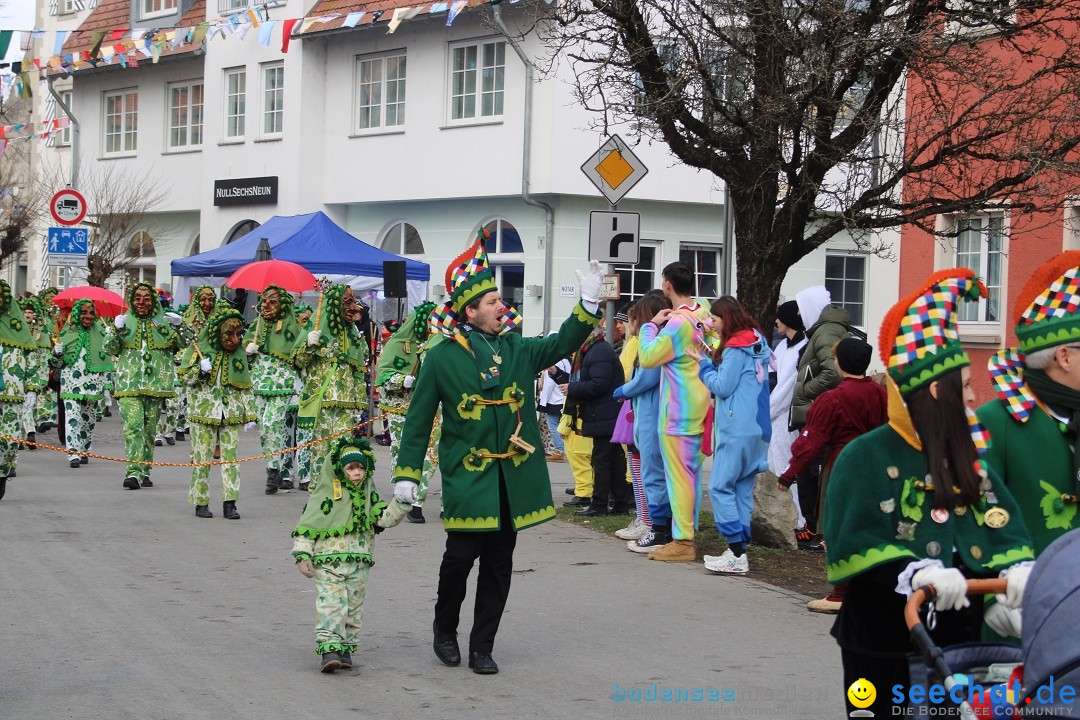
[475,332,502,365]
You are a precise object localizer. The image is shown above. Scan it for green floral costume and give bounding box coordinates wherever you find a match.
[244,285,302,481]
[0,281,39,477]
[57,299,114,462]
[293,285,369,490]
[180,308,256,507]
[104,282,182,482]
[291,436,410,655]
[17,298,51,440]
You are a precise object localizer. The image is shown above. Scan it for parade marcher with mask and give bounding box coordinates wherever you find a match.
[105,282,183,490]
[154,290,184,447]
[375,301,441,523]
[54,299,114,468]
[391,235,603,674]
[294,284,368,492]
[18,297,51,450]
[180,307,255,519]
[0,281,41,501]
[244,285,303,495]
[35,287,63,434]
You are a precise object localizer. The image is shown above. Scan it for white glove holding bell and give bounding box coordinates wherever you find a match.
[199,358,213,373]
[912,564,969,611]
[393,480,419,504]
[245,342,259,355]
[575,260,604,304]
[984,602,1022,638]
[114,315,126,330]
[998,562,1033,609]
[403,375,415,389]
[54,343,64,355]
[307,330,321,347]
[164,312,182,326]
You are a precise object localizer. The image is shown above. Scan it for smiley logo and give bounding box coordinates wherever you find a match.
[847,678,876,709]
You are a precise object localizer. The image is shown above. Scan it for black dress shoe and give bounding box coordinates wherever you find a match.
[123,476,141,490]
[468,651,499,675]
[562,496,590,507]
[575,506,608,517]
[80,456,88,464]
[432,620,461,666]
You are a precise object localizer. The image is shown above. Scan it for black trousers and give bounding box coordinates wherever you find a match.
[434,476,518,654]
[589,435,629,512]
[796,460,822,533]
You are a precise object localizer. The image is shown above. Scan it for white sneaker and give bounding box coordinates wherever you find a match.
[627,529,664,553]
[704,549,749,574]
[615,516,647,541]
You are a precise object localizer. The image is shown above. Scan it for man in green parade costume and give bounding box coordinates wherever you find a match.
[154,289,185,447]
[18,297,51,450]
[53,299,114,468]
[391,234,603,674]
[171,285,220,442]
[979,250,1080,555]
[105,282,183,490]
[244,285,302,494]
[293,284,368,492]
[375,301,441,523]
[0,281,44,500]
[180,308,255,519]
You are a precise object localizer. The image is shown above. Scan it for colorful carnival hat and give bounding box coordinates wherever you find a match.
[879,268,987,395]
[429,229,522,337]
[989,251,1080,422]
[332,434,375,478]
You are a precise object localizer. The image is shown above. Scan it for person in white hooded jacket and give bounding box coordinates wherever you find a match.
[767,300,808,540]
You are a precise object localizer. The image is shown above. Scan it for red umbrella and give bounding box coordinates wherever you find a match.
[226,260,318,294]
[52,286,128,317]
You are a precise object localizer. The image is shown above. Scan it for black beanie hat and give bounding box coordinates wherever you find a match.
[835,337,873,376]
[776,300,804,332]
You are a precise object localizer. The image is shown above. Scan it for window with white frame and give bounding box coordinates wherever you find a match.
[479,219,524,307]
[379,222,423,255]
[140,0,177,20]
[261,62,284,138]
[356,52,406,131]
[954,214,1006,323]
[824,253,867,327]
[61,0,77,15]
[218,0,248,13]
[449,39,505,122]
[680,245,722,299]
[223,68,246,140]
[613,244,658,307]
[57,90,73,146]
[167,80,204,150]
[103,88,138,156]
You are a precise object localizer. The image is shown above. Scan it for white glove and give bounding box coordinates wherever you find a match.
[984,602,1022,638]
[307,330,321,347]
[243,421,256,432]
[998,562,1033,609]
[393,480,419,504]
[25,391,37,406]
[245,342,259,355]
[54,343,64,355]
[293,377,304,393]
[199,358,212,373]
[403,375,415,389]
[164,312,182,326]
[912,565,970,611]
[575,260,604,304]
[114,315,126,329]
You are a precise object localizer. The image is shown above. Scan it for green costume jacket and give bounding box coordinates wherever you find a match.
[977,399,1079,554]
[105,318,182,398]
[392,302,601,532]
[180,350,256,426]
[824,424,1034,584]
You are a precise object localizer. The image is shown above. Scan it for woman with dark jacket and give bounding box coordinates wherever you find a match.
[562,327,628,516]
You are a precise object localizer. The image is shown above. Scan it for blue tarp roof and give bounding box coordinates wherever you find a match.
[171,211,430,280]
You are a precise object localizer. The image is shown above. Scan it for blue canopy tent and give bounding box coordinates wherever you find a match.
[171,211,429,305]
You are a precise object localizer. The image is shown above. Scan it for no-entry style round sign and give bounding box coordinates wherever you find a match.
[50,188,88,226]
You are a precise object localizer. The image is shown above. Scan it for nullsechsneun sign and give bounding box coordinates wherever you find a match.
[213,176,278,207]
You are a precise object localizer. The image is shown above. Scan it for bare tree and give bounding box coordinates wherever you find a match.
[0,94,46,272]
[536,0,1080,324]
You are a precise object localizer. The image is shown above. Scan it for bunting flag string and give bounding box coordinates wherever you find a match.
[0,115,71,156]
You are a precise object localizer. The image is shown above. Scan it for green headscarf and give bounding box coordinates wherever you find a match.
[59,299,114,372]
[183,285,217,332]
[293,284,367,371]
[0,280,39,351]
[245,284,302,362]
[116,282,176,351]
[375,301,437,386]
[179,308,252,390]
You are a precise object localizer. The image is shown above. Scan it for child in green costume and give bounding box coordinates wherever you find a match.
[291,435,411,672]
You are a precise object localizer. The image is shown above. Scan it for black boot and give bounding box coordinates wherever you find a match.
[0,476,6,501]
[407,506,426,523]
[70,458,81,468]
[223,501,240,520]
[279,477,295,491]
[175,430,184,441]
[123,476,141,490]
[320,652,342,673]
[141,476,153,487]
[195,504,213,518]
[26,432,36,450]
[265,468,281,495]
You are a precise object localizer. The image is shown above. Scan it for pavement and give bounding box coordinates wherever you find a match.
[0,410,844,720]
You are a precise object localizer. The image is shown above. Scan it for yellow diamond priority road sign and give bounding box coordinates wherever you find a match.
[581,135,649,205]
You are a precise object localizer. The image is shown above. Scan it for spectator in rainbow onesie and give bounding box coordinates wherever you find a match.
[637,262,714,562]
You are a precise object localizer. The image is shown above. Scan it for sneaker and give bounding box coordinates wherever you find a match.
[704,549,749,574]
[806,594,843,614]
[648,539,696,563]
[407,506,426,523]
[796,528,826,553]
[628,529,664,553]
[614,516,647,541]
[546,451,565,463]
[154,438,163,447]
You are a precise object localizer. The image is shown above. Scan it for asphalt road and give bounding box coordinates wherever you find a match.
[0,411,844,720]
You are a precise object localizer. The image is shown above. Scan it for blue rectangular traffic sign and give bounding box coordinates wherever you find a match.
[48,227,89,254]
